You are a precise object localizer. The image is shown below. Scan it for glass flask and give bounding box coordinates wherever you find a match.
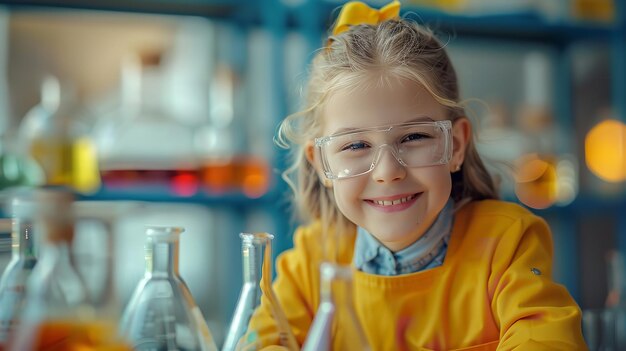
[222,232,297,351]
[0,194,37,347]
[93,53,198,184]
[120,226,218,351]
[7,188,131,351]
[302,262,371,351]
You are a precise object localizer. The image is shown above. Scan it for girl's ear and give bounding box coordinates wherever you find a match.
[305,141,316,165]
[306,141,333,188]
[450,117,471,173]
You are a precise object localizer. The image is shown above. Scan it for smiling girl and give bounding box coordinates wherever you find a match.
[248,1,587,350]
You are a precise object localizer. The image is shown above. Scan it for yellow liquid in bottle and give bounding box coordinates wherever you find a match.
[30,137,100,193]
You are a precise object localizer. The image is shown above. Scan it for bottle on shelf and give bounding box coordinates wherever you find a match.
[93,52,271,198]
[94,52,200,195]
[0,192,37,348]
[7,187,130,351]
[18,76,100,193]
[302,262,371,351]
[119,226,218,351]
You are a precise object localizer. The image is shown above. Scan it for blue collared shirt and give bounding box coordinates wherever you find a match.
[353,198,454,276]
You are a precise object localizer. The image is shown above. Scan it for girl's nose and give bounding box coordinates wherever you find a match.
[371,145,407,183]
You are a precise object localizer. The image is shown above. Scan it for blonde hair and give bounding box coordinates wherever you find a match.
[277,19,497,235]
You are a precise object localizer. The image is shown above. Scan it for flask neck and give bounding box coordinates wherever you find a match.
[302,263,369,351]
[146,237,180,277]
[241,237,269,285]
[12,218,36,259]
[319,263,353,304]
[320,276,353,304]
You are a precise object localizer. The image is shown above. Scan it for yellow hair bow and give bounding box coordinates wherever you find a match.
[332,1,401,36]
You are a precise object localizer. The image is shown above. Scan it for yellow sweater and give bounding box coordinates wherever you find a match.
[250,200,587,350]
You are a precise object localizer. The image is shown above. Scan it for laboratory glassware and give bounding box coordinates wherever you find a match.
[93,52,197,181]
[0,194,37,346]
[302,262,371,351]
[7,188,131,351]
[222,232,298,351]
[120,226,218,351]
[18,76,100,193]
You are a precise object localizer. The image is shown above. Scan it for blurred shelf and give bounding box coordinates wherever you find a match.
[78,185,282,207]
[506,194,626,216]
[82,184,626,215]
[400,10,616,43]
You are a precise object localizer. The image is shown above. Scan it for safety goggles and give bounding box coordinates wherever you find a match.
[315,120,452,180]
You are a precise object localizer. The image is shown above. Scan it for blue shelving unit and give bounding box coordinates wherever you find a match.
[78,186,278,205]
[612,0,626,297]
[0,0,254,21]
[309,1,617,42]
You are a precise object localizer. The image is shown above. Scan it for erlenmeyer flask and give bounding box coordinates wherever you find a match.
[0,194,37,347]
[7,187,131,351]
[302,262,371,351]
[222,232,266,351]
[230,232,299,351]
[222,232,297,351]
[120,226,218,351]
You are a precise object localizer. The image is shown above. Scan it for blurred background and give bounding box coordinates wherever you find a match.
[0,0,623,347]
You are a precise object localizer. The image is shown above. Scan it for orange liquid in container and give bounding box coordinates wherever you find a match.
[14,320,131,351]
[101,156,271,198]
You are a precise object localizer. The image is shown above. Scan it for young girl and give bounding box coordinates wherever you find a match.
[249,1,587,350]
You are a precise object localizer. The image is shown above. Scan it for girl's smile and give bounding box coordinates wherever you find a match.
[363,192,422,213]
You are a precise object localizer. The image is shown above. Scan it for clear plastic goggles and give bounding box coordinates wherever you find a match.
[315,120,452,180]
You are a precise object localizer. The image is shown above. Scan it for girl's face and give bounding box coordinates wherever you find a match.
[311,79,469,252]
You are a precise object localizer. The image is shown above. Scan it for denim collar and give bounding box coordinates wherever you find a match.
[353,197,454,275]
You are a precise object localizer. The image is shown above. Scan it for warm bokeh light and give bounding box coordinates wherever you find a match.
[555,157,578,206]
[514,153,579,209]
[171,172,199,197]
[242,174,268,198]
[201,160,234,194]
[515,153,558,209]
[585,119,626,183]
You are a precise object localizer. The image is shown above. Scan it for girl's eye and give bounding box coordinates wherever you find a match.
[401,133,430,143]
[341,141,369,151]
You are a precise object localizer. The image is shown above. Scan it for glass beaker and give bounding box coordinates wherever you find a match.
[7,187,131,351]
[0,194,37,347]
[119,226,218,351]
[302,262,371,351]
